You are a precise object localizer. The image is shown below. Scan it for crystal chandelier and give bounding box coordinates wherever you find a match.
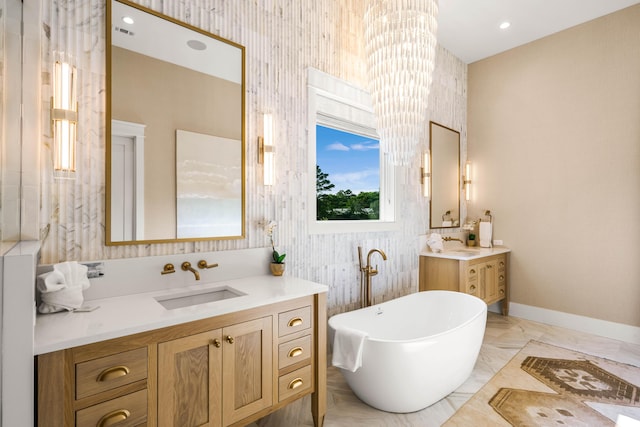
[364,0,438,166]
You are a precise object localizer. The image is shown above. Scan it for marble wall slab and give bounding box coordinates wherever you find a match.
[35,0,467,316]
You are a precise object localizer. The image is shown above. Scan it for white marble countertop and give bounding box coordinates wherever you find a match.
[420,246,511,261]
[34,275,328,355]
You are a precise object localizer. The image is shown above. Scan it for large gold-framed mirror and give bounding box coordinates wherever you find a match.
[106,0,245,245]
[429,121,460,229]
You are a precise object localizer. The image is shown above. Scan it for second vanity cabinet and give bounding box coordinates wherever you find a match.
[37,294,326,427]
[419,252,510,315]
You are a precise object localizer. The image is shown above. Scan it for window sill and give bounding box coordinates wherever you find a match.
[309,220,399,235]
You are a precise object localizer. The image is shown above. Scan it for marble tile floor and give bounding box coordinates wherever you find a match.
[252,312,640,427]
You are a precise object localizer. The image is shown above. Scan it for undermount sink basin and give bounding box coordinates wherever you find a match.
[154,286,245,310]
[442,249,480,258]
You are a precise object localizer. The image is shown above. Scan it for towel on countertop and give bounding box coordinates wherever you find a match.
[332,326,368,372]
[37,261,90,313]
[426,233,444,253]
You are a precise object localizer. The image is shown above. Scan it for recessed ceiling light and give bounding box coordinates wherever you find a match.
[187,40,207,51]
[499,21,511,30]
[122,16,134,25]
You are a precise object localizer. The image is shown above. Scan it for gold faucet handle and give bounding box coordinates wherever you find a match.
[161,264,176,275]
[197,260,219,269]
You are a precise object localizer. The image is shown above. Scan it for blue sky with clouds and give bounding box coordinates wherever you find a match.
[316,125,380,194]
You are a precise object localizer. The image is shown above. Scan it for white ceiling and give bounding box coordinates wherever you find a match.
[437,0,640,63]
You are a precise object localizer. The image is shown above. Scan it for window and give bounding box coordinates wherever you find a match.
[316,125,380,220]
[308,68,397,234]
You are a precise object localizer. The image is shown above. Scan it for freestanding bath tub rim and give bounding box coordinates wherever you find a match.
[328,290,487,413]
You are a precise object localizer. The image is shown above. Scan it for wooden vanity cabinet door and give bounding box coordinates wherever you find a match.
[222,316,273,426]
[157,329,223,427]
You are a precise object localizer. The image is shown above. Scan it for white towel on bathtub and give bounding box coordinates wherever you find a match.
[332,327,368,372]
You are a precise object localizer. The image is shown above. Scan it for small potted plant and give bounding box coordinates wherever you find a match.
[467,233,476,247]
[266,221,286,276]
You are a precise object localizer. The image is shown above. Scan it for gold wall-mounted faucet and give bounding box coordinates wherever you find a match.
[443,236,463,243]
[181,261,200,280]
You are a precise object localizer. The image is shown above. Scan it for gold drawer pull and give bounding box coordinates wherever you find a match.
[499,275,505,281]
[499,262,505,267]
[287,317,303,327]
[288,377,304,390]
[288,347,303,358]
[211,338,221,348]
[487,264,493,269]
[226,335,235,344]
[97,365,130,382]
[97,409,130,427]
[469,269,476,274]
[469,285,476,291]
[499,289,505,295]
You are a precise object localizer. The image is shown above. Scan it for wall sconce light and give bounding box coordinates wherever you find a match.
[258,113,275,186]
[421,151,430,198]
[51,60,78,175]
[463,160,472,201]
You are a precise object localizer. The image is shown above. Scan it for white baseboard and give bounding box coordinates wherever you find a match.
[504,302,640,345]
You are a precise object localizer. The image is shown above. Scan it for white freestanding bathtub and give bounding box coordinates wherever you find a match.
[328,291,487,413]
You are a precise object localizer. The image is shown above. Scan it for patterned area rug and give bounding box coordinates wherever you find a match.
[444,340,640,426]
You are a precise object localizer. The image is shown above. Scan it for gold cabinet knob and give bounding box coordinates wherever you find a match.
[499,275,505,281]
[499,262,505,267]
[226,335,235,344]
[469,285,476,291]
[211,339,221,348]
[469,269,476,274]
[499,289,505,295]
[487,264,493,269]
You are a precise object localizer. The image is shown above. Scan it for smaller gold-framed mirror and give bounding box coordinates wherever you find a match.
[106,0,245,245]
[429,121,460,229]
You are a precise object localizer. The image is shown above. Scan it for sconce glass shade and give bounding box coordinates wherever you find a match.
[422,151,430,198]
[364,0,438,166]
[53,120,77,171]
[464,160,472,201]
[260,114,275,186]
[52,61,78,173]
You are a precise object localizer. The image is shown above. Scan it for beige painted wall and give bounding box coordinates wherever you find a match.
[468,5,640,326]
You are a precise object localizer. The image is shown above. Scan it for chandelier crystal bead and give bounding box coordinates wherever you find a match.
[364,0,438,166]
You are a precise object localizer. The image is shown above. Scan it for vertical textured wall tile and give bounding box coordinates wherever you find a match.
[37,0,466,315]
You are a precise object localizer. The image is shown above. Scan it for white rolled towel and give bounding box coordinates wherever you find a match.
[37,261,90,313]
[426,233,444,253]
